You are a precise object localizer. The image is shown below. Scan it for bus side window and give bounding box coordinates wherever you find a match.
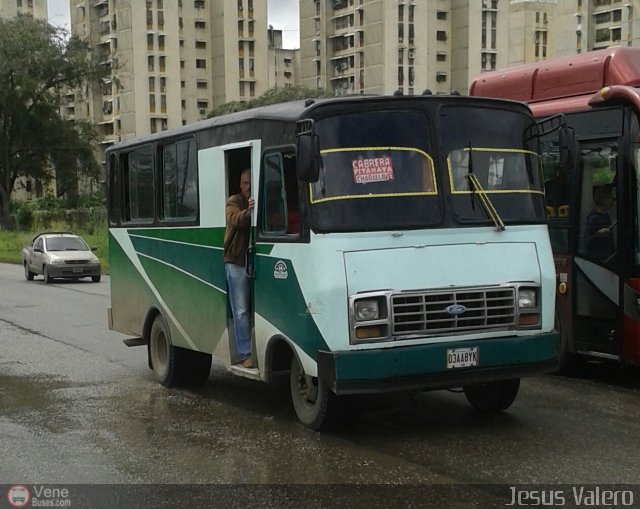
[260,150,300,236]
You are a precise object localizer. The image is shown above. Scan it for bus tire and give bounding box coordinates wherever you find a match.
[290,355,336,430]
[149,314,212,387]
[463,378,520,413]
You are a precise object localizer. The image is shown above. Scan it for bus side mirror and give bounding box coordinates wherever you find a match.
[296,119,321,182]
[558,126,577,174]
[297,132,320,183]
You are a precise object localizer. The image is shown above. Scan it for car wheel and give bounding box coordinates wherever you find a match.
[290,355,337,430]
[149,313,211,387]
[92,275,101,283]
[24,263,34,281]
[43,266,54,284]
[463,378,520,413]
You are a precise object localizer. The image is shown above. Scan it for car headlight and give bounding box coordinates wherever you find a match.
[90,255,100,264]
[518,289,537,309]
[49,258,64,265]
[354,299,379,322]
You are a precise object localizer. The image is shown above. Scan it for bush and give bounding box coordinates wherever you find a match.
[15,202,34,230]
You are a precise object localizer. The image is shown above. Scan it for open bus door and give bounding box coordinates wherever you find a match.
[567,106,640,364]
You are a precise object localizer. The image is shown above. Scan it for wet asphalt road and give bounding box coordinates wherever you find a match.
[1,262,640,507]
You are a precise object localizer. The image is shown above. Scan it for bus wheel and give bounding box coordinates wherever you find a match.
[290,356,335,430]
[463,378,520,412]
[149,314,212,387]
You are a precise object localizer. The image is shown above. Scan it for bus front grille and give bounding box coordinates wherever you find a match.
[391,287,516,336]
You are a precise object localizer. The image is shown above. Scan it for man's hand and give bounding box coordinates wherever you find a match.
[247,197,255,212]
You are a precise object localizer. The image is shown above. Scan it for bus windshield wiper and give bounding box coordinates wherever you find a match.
[467,146,506,232]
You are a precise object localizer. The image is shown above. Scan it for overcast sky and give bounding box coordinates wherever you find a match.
[46,0,300,48]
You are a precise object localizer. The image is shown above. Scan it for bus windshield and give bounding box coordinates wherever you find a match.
[442,105,547,224]
[311,110,440,232]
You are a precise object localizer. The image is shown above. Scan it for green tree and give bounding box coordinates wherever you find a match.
[0,16,106,228]
[207,85,327,118]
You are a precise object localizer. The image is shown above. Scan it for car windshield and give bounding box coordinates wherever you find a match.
[46,236,88,252]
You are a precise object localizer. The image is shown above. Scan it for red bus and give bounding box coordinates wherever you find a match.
[470,47,640,370]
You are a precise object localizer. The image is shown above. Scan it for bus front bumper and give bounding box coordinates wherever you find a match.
[317,332,559,395]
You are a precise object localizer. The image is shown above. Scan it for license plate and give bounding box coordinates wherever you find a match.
[73,266,82,273]
[446,347,479,369]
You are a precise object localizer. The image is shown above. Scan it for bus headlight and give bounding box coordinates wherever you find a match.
[354,299,379,322]
[518,289,537,309]
[350,293,390,343]
[517,287,539,327]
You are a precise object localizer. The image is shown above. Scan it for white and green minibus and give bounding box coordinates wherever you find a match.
[106,95,560,429]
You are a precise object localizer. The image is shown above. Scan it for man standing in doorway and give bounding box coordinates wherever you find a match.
[224,169,254,368]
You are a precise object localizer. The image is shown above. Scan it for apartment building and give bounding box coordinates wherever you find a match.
[555,0,639,55]
[268,27,298,90]
[0,0,47,19]
[66,0,270,171]
[299,0,561,96]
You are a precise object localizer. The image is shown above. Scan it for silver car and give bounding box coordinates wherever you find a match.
[22,232,102,283]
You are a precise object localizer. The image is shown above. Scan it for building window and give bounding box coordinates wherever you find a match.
[195,20,206,29]
[249,82,255,97]
[149,76,155,92]
[196,59,206,69]
[157,11,164,29]
[437,52,447,62]
[147,34,154,51]
[148,56,154,71]
[159,56,166,72]
[160,77,166,93]
[437,11,447,20]
[398,23,404,43]
[161,94,167,113]
[196,40,206,49]
[240,81,245,96]
[149,94,156,113]
[158,35,165,51]
[194,0,205,8]
[436,30,447,41]
[398,4,404,21]
[611,27,621,42]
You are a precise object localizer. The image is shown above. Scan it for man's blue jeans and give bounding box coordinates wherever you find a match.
[225,262,251,359]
